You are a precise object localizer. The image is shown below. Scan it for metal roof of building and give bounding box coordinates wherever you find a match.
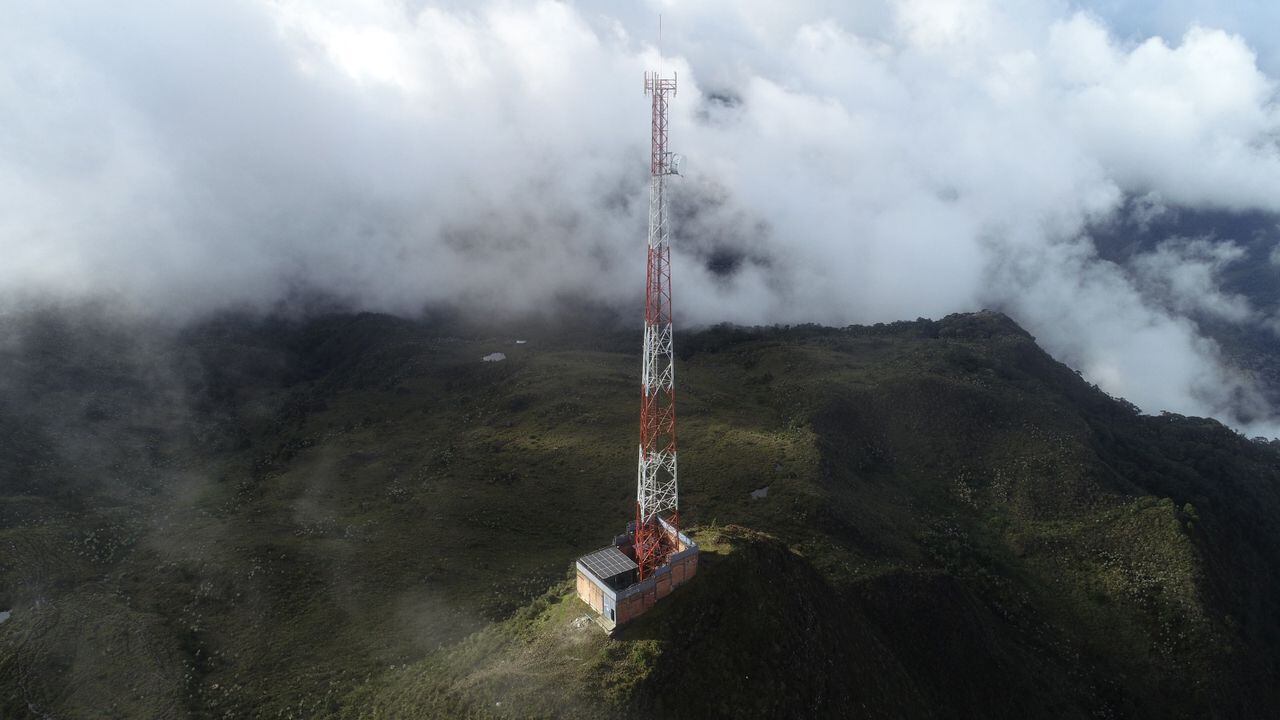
[578,546,637,579]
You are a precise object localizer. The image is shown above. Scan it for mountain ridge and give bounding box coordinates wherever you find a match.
[1,308,1277,718]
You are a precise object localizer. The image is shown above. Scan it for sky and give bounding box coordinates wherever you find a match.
[3,0,1280,434]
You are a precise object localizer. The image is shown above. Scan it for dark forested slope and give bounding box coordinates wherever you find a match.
[1,309,1277,718]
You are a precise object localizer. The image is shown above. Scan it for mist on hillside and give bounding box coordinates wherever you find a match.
[4,1,1280,434]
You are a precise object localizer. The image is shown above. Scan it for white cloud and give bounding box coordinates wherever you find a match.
[3,0,1280,433]
[1050,18,1280,210]
[1130,237,1255,323]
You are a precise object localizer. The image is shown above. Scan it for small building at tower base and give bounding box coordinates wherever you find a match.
[574,517,698,631]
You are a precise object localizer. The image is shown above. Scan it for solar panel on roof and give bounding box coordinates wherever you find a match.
[579,546,637,579]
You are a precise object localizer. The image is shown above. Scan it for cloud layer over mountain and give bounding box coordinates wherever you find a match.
[4,0,1280,433]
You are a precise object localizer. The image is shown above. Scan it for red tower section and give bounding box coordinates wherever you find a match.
[635,71,680,580]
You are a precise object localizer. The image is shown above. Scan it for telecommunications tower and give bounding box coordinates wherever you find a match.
[572,57,697,631]
[635,69,680,580]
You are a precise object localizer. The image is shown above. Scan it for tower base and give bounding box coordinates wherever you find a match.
[573,517,698,631]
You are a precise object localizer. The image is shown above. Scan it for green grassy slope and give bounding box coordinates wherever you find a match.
[1,309,1277,718]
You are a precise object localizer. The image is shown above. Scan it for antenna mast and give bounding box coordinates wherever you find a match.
[636,63,679,581]
[572,30,698,630]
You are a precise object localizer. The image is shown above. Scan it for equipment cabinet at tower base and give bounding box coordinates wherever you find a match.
[574,517,698,632]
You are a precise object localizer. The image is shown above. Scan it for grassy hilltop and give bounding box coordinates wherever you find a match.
[1,309,1278,718]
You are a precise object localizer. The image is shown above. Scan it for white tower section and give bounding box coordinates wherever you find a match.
[635,70,680,579]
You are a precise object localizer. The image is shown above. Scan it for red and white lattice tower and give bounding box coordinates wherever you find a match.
[635,70,680,580]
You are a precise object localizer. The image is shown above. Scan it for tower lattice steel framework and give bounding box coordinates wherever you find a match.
[635,70,680,580]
